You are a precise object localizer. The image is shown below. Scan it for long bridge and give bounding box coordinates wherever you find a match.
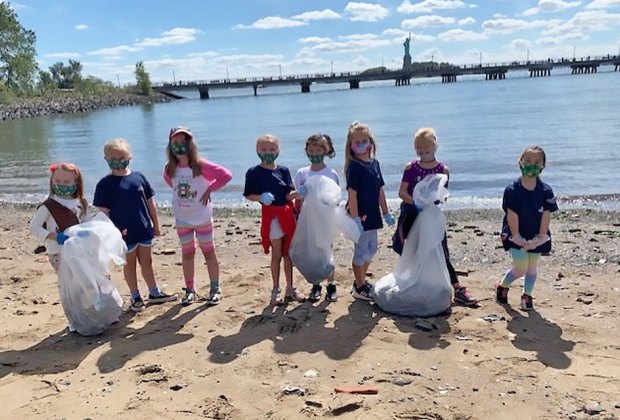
[153,55,620,99]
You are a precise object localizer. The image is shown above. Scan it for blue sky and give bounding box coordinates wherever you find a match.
[5,0,620,84]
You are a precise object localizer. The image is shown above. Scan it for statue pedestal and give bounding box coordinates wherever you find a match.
[403,54,412,71]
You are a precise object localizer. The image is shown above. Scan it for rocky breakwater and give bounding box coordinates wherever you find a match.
[0,92,175,121]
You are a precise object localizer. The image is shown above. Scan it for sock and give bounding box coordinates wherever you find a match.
[149,286,162,297]
[131,290,141,300]
[210,279,220,292]
[185,277,195,290]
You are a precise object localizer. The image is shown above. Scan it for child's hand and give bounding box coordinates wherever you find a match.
[200,189,212,205]
[509,234,527,248]
[523,234,549,250]
[259,192,275,205]
[56,232,69,245]
[153,225,161,236]
[383,212,395,226]
[353,216,364,234]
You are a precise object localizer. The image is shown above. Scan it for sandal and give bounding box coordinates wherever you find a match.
[270,288,284,306]
[285,287,306,303]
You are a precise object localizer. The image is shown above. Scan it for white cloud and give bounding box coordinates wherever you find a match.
[438,28,488,41]
[291,9,341,21]
[135,27,201,47]
[298,36,332,44]
[397,0,468,14]
[482,17,562,34]
[297,37,393,56]
[382,28,436,42]
[414,47,442,61]
[75,24,88,31]
[506,38,532,49]
[523,0,581,17]
[213,54,286,65]
[234,16,308,30]
[586,0,620,8]
[402,15,456,28]
[44,52,81,59]
[458,17,476,25]
[537,31,588,44]
[541,10,620,35]
[341,33,380,41]
[88,45,142,57]
[187,51,219,58]
[344,2,390,22]
[493,13,508,18]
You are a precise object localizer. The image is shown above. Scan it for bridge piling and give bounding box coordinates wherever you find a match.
[301,82,311,93]
[349,79,360,89]
[441,74,457,83]
[571,64,599,74]
[252,84,258,96]
[198,87,209,99]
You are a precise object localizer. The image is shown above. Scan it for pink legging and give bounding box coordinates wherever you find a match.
[176,221,214,254]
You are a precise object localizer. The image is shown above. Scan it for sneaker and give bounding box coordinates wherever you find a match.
[285,287,306,303]
[351,283,373,301]
[326,283,338,302]
[270,288,284,306]
[520,294,534,311]
[181,288,196,306]
[130,296,145,313]
[207,289,221,306]
[495,283,509,305]
[148,291,178,304]
[454,286,478,307]
[308,284,322,302]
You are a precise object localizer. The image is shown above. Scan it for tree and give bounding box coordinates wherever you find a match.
[135,61,152,95]
[0,2,38,93]
[37,70,55,92]
[48,60,82,89]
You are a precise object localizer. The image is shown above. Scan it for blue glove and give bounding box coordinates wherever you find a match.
[383,212,395,226]
[414,203,423,213]
[56,232,69,245]
[353,216,364,233]
[297,185,308,198]
[259,192,274,205]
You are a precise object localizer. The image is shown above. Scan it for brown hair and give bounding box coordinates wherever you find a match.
[520,145,547,167]
[165,130,203,179]
[48,162,88,218]
[305,133,335,158]
[344,121,377,172]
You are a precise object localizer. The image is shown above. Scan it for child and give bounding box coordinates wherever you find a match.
[345,122,395,301]
[393,128,478,307]
[29,163,89,273]
[293,133,340,302]
[498,146,558,311]
[243,133,306,305]
[94,138,177,312]
[164,126,232,306]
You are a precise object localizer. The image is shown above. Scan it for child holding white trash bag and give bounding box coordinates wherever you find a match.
[292,134,341,302]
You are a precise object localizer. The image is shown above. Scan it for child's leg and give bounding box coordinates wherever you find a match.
[137,245,156,289]
[352,231,376,289]
[124,249,139,296]
[523,253,541,296]
[196,221,219,291]
[270,237,283,289]
[500,248,529,287]
[177,226,197,289]
[283,254,293,289]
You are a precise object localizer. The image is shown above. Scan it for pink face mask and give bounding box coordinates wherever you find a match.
[351,142,371,154]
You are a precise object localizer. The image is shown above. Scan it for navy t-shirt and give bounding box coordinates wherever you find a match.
[93,171,155,245]
[501,178,558,253]
[346,158,385,230]
[243,165,294,206]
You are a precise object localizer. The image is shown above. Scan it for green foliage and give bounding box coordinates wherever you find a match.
[48,60,82,89]
[74,75,116,95]
[134,61,152,95]
[0,2,38,94]
[37,70,56,92]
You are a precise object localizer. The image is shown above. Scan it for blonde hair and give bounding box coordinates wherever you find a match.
[48,162,88,218]
[344,121,377,172]
[520,145,547,166]
[305,133,335,158]
[165,129,202,179]
[103,138,132,159]
[413,127,438,149]
[256,133,280,148]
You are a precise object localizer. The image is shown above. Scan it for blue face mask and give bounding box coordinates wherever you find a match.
[307,154,324,164]
[52,184,77,197]
[351,142,371,154]
[258,152,278,164]
[107,158,130,170]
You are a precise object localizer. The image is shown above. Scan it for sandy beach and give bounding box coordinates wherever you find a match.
[0,203,618,419]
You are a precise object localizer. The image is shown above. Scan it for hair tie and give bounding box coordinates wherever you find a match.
[49,163,59,173]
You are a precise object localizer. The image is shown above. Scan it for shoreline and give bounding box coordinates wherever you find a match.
[0,92,175,121]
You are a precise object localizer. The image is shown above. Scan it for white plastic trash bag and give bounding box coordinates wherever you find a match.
[290,176,359,285]
[58,212,126,336]
[373,174,452,317]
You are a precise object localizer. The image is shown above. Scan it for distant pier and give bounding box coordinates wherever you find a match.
[153,55,620,99]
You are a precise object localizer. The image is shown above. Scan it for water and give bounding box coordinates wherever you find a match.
[1,69,619,210]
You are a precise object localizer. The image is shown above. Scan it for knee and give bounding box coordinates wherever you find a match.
[182,250,196,260]
[511,268,526,278]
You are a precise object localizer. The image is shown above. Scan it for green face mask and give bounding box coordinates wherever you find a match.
[257,152,278,164]
[307,154,325,164]
[171,142,189,156]
[52,184,77,197]
[520,162,543,177]
[107,158,130,170]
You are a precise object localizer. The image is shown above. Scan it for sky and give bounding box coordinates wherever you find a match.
[4,0,620,85]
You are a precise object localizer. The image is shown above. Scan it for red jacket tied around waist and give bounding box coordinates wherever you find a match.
[260,203,296,255]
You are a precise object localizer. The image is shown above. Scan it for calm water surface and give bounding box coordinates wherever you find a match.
[1,69,619,210]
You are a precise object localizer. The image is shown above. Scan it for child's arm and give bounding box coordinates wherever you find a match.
[163,166,173,188]
[507,208,527,247]
[146,197,161,236]
[539,210,551,235]
[29,206,57,242]
[347,188,360,218]
[379,187,389,215]
[398,181,413,205]
[202,160,233,192]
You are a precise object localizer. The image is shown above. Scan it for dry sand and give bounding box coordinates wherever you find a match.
[0,203,618,419]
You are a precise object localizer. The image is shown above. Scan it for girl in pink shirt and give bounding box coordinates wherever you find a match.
[164,126,232,306]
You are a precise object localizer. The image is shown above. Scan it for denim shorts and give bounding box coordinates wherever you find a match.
[126,238,154,253]
[352,229,378,265]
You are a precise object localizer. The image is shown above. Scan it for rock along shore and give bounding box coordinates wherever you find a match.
[0,92,175,122]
